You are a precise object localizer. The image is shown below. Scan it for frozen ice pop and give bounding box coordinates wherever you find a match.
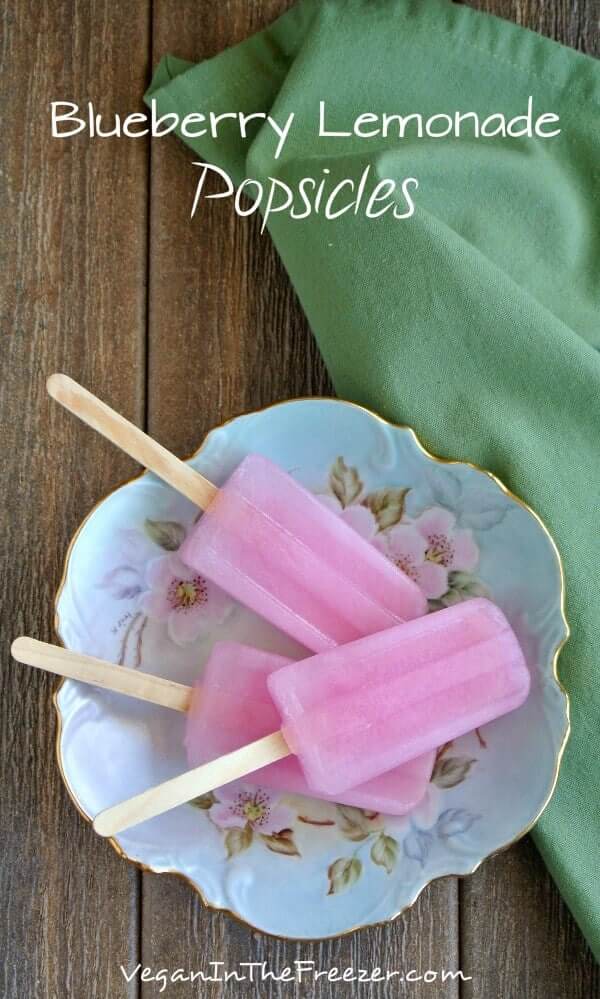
[180,453,426,651]
[10,637,433,816]
[93,598,530,837]
[268,598,530,796]
[185,641,435,814]
[48,375,427,652]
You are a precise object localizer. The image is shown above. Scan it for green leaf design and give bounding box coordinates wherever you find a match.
[144,518,186,551]
[329,457,363,508]
[336,805,371,842]
[327,857,362,895]
[432,755,477,789]
[362,487,410,531]
[224,824,253,859]
[370,833,398,874]
[260,829,300,857]
[189,792,216,810]
[428,571,490,610]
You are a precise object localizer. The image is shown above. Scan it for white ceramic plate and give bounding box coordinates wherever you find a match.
[54,399,569,939]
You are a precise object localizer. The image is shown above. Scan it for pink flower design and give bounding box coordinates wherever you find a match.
[415,508,478,573]
[317,495,378,540]
[374,507,479,600]
[140,553,232,646]
[209,785,294,835]
[373,524,435,595]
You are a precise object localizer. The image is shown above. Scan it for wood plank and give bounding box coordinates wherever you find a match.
[0,1,149,997]
[144,2,459,995]
[461,841,600,999]
[459,3,600,997]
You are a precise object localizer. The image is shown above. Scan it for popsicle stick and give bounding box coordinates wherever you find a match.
[47,374,218,510]
[93,730,291,837]
[11,637,192,713]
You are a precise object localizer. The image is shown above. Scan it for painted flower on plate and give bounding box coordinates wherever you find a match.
[317,494,378,540]
[414,507,479,592]
[375,507,479,600]
[140,553,232,645]
[372,523,432,593]
[210,785,294,835]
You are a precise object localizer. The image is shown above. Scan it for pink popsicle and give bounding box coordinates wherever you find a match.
[268,598,530,797]
[185,641,435,815]
[180,454,427,652]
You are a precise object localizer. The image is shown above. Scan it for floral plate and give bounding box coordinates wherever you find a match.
[54,399,569,939]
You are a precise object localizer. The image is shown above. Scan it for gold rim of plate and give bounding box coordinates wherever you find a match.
[52,396,571,941]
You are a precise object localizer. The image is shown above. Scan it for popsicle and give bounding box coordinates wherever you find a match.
[268,597,530,796]
[93,598,530,836]
[185,641,435,814]
[47,374,427,651]
[179,453,427,651]
[10,637,434,815]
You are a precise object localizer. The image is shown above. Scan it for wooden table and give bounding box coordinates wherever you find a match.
[1,2,598,996]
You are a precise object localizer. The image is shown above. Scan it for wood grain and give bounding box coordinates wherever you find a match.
[0,1,150,997]
[1,1,598,997]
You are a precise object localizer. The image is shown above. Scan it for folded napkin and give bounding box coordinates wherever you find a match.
[146,0,600,958]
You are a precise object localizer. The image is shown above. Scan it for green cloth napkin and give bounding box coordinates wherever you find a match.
[146,0,600,958]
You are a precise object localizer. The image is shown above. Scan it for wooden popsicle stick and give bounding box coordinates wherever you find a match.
[47,374,218,510]
[11,637,192,713]
[93,730,291,837]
